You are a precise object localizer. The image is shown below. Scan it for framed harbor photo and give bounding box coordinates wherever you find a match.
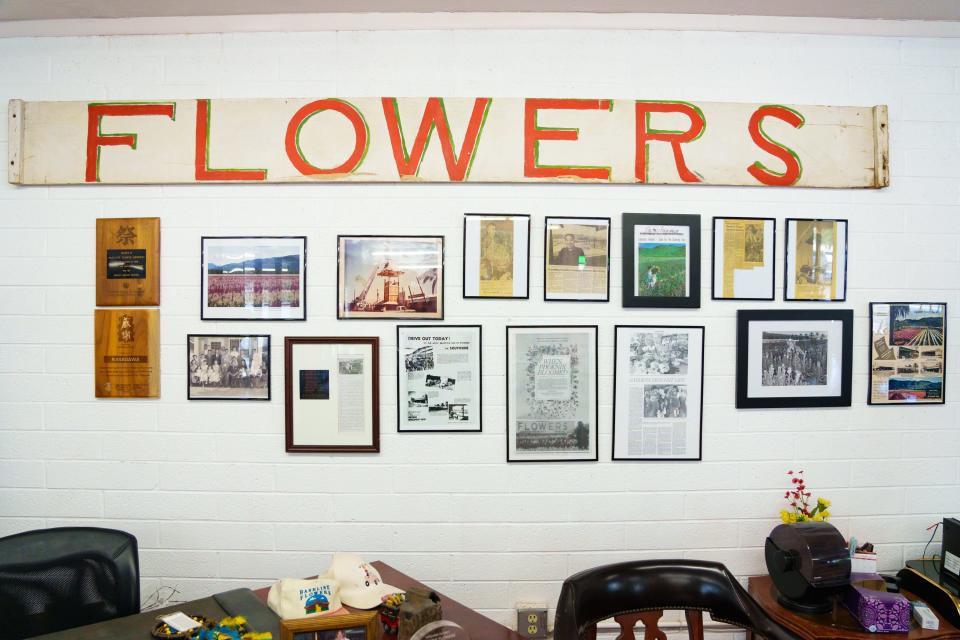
[736,309,853,408]
[397,325,482,432]
[201,236,306,321]
[284,337,379,453]
[187,334,270,401]
[622,213,701,308]
[506,325,598,462]
[463,213,530,299]
[711,217,775,301]
[869,302,947,405]
[543,216,610,302]
[613,325,704,461]
[337,235,443,320]
[784,218,848,301]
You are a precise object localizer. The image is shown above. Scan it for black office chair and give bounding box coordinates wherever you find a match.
[0,527,140,639]
[554,559,802,640]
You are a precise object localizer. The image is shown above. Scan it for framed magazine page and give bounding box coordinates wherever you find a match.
[622,213,701,308]
[397,324,482,432]
[506,325,598,462]
[187,334,270,401]
[711,217,775,301]
[543,216,610,302]
[284,337,379,453]
[869,302,947,405]
[463,213,530,299]
[784,218,848,301]
[736,309,853,409]
[612,325,704,461]
[201,236,306,321]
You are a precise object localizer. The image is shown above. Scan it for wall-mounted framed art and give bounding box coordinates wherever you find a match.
[94,308,160,398]
[784,218,848,302]
[736,309,853,408]
[612,325,704,461]
[396,324,482,432]
[622,213,701,308]
[506,325,598,462]
[543,216,610,302]
[96,217,160,306]
[869,302,947,405]
[336,235,444,320]
[463,213,530,299]
[284,337,380,453]
[187,334,270,401]
[200,236,306,321]
[711,217,776,301]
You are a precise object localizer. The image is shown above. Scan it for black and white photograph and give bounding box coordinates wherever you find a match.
[761,331,828,386]
[187,335,270,401]
[643,384,688,418]
[629,331,689,376]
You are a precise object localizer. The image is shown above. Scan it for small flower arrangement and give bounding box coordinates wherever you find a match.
[779,470,831,523]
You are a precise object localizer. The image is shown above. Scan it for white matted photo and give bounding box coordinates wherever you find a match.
[463,214,530,298]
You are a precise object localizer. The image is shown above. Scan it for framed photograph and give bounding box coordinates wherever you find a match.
[622,213,701,308]
[397,325,482,432]
[612,325,704,461]
[463,213,530,299]
[784,218,848,301]
[543,216,610,302]
[280,611,378,640]
[187,334,270,401]
[337,235,443,320]
[201,236,306,321]
[869,302,947,405]
[506,325,598,462]
[96,217,160,306]
[711,217,776,301]
[736,309,853,409]
[284,337,379,453]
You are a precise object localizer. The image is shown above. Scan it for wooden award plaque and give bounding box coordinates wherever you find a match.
[94,309,160,398]
[96,217,160,306]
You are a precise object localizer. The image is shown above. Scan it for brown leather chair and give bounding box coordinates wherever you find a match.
[554,559,802,640]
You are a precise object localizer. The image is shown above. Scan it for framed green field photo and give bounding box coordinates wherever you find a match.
[622,213,701,309]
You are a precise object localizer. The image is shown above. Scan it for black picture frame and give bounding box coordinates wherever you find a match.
[543,216,611,303]
[611,325,705,461]
[710,216,776,301]
[200,236,307,321]
[622,212,701,308]
[187,334,271,401]
[462,213,531,299]
[396,324,483,433]
[783,218,849,302]
[336,235,445,321]
[867,302,947,406]
[735,309,853,409]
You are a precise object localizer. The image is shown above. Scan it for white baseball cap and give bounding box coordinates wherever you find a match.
[267,578,344,620]
[322,553,404,609]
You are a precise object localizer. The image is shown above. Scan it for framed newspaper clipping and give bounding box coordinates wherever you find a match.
[784,218,848,302]
[397,324,482,432]
[506,325,598,462]
[622,213,701,308]
[869,302,947,405]
[613,325,704,461]
[463,213,530,299]
[711,217,776,301]
[543,216,610,302]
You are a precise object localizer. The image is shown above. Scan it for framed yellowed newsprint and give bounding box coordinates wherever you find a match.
[784,218,848,302]
[711,217,776,301]
[462,214,530,299]
[543,216,610,302]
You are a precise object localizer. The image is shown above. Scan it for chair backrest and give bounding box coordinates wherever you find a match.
[0,527,140,640]
[554,559,801,640]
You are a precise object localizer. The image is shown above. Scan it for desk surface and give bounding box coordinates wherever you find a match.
[747,575,960,640]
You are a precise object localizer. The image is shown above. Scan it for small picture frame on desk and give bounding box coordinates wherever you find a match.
[280,611,378,640]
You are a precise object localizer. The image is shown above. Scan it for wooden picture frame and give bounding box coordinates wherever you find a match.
[868,302,947,405]
[543,216,611,302]
[711,216,776,301]
[280,611,378,640]
[284,337,380,453]
[622,213,701,308]
[187,334,270,401]
[783,218,848,302]
[96,217,160,307]
[462,213,531,299]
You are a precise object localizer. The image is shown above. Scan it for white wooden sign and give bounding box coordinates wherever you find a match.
[8,97,888,188]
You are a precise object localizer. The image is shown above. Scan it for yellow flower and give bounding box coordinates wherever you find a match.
[819,510,830,519]
[817,497,831,508]
[780,509,791,523]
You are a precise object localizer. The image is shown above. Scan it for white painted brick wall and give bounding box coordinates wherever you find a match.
[1,26,959,631]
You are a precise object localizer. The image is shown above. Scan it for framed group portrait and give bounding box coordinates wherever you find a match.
[187,334,270,401]
[284,337,379,453]
[201,236,306,321]
[869,302,947,405]
[506,325,598,462]
[336,235,444,320]
[736,309,853,409]
[543,216,610,302]
[711,217,776,301]
[622,213,701,308]
[463,213,530,299]
[613,325,704,461]
[784,218,848,302]
[280,611,378,640]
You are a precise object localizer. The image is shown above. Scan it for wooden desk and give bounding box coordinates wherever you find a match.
[253,561,524,640]
[747,575,960,640]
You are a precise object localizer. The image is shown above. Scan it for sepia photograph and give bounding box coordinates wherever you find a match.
[187,335,270,400]
[544,217,610,301]
[463,214,530,299]
[760,331,828,386]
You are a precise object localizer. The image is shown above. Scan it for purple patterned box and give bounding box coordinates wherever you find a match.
[842,583,911,633]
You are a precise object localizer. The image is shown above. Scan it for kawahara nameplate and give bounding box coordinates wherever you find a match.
[96,217,160,306]
[94,308,160,398]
